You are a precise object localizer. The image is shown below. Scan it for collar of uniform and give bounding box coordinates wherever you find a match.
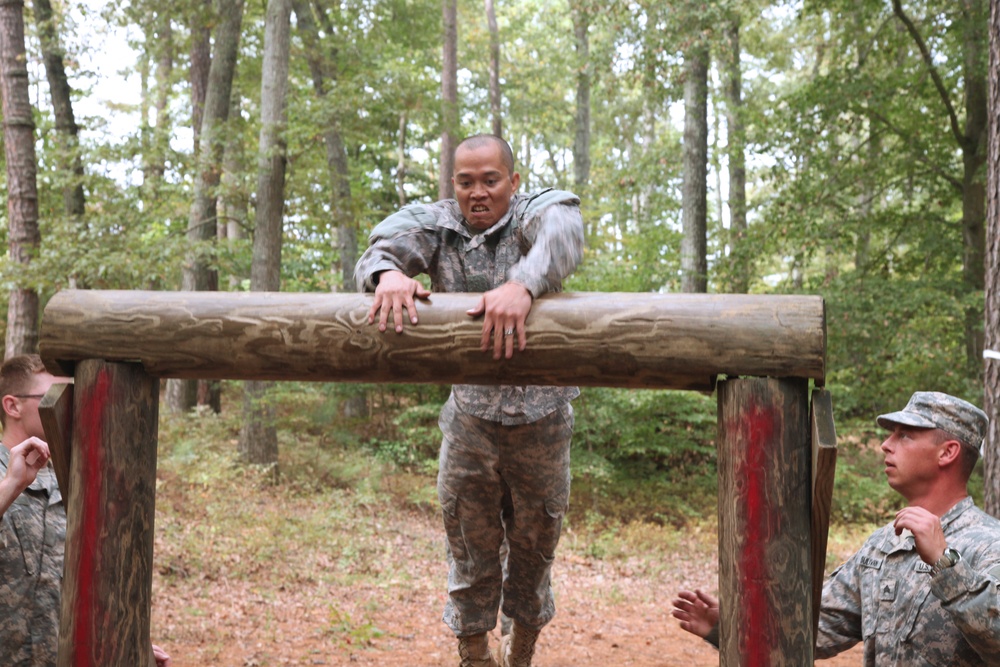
[939,495,974,529]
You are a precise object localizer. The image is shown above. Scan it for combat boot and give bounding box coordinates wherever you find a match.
[496,621,540,667]
[458,632,498,667]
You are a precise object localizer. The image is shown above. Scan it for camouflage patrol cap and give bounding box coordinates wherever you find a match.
[876,391,989,451]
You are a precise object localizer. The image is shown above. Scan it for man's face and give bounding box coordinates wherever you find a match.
[452,142,520,231]
[16,371,58,441]
[880,425,945,499]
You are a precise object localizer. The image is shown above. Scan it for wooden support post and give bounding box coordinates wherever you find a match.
[810,389,838,640]
[57,360,159,667]
[718,377,813,665]
[39,381,74,499]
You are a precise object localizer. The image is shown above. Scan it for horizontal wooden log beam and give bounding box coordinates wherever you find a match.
[40,290,825,390]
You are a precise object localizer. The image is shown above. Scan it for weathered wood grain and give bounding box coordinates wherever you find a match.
[717,377,813,665]
[38,381,73,499]
[810,388,838,642]
[40,290,826,390]
[57,360,158,667]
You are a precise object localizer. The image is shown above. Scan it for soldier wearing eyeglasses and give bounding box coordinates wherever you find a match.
[0,354,171,667]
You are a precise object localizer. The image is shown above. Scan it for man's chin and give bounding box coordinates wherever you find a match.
[466,214,498,229]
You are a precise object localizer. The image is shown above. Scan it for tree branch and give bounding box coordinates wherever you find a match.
[890,0,965,148]
[865,106,963,191]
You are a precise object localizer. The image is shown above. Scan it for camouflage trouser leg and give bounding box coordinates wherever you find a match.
[438,398,573,636]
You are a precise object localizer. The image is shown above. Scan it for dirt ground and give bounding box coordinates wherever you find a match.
[151,509,864,666]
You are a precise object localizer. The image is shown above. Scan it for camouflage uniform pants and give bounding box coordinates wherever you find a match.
[437,397,573,636]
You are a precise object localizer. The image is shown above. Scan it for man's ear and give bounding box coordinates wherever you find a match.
[1,394,19,423]
[938,439,963,467]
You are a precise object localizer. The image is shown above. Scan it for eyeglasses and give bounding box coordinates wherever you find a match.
[13,394,45,400]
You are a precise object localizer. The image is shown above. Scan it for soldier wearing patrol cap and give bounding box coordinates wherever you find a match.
[673,391,1000,665]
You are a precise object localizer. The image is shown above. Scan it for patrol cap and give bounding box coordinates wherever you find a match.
[876,391,989,451]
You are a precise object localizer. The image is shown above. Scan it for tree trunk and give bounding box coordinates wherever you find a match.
[239,0,292,471]
[680,39,709,294]
[439,0,457,200]
[294,0,356,292]
[220,88,248,249]
[723,18,748,294]
[485,0,501,137]
[168,0,243,414]
[571,0,590,191]
[983,0,1000,518]
[34,0,85,222]
[0,0,40,357]
[189,0,212,154]
[144,10,173,188]
[396,112,408,207]
[961,0,989,372]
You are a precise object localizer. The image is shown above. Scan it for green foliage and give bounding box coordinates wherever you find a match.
[821,274,982,420]
[365,401,444,471]
[573,388,716,465]
[829,443,900,525]
[570,389,718,525]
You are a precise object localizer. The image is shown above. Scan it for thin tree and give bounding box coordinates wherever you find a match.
[0,0,40,356]
[189,0,212,154]
[34,0,85,228]
[220,88,248,250]
[983,0,1000,518]
[293,0,356,291]
[680,37,709,294]
[723,16,748,294]
[396,112,408,207]
[440,0,457,200]
[167,0,244,413]
[485,0,501,137]
[239,0,292,472]
[143,9,173,189]
[571,0,590,191]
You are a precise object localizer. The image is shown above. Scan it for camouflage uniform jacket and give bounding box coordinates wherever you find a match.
[0,446,65,667]
[817,496,1000,665]
[356,189,585,425]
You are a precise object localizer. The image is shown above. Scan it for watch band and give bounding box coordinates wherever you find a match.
[930,547,961,576]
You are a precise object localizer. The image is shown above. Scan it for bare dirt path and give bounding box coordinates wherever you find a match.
[152,508,863,666]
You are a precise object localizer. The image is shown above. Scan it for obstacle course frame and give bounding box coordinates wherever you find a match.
[39,289,834,667]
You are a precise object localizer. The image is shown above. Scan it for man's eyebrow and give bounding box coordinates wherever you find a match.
[455,169,504,179]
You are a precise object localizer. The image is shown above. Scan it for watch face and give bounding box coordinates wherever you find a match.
[932,548,960,575]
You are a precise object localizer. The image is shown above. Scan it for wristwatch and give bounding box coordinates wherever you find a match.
[930,547,961,576]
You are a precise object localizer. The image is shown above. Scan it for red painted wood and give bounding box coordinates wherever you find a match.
[72,368,109,667]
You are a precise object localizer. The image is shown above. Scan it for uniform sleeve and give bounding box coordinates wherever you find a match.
[354,203,449,292]
[929,555,1000,659]
[505,200,584,298]
[814,556,865,658]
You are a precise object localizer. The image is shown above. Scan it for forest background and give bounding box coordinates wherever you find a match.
[1,0,1000,662]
